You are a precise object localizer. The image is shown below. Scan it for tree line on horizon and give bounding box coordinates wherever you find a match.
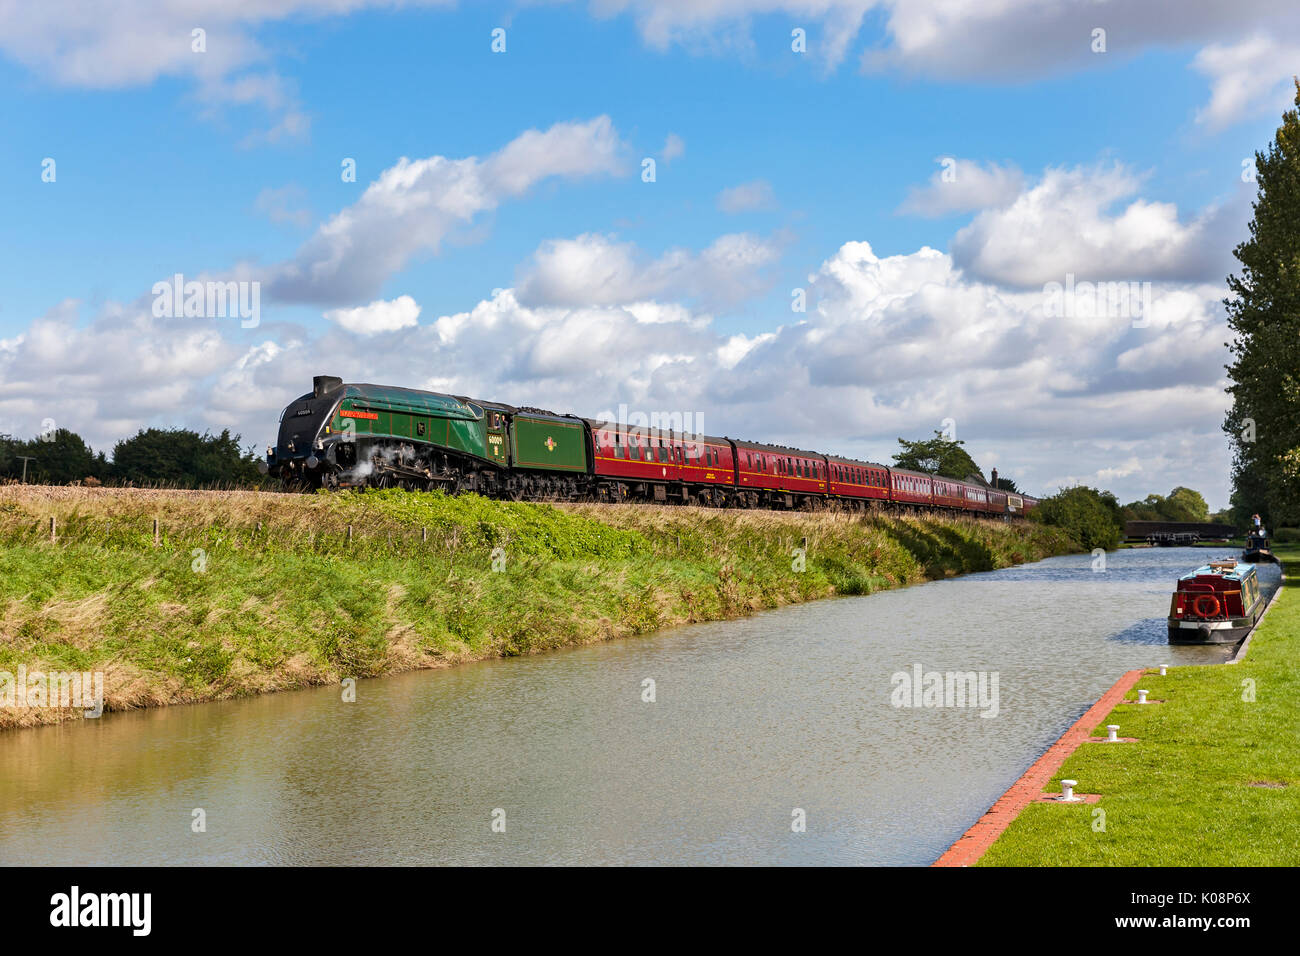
[0,427,263,488]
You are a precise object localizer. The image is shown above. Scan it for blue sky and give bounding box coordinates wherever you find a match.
[2,1,1298,508]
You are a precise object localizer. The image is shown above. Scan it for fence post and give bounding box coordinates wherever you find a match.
[346,524,353,545]
[50,516,56,543]
[422,526,427,543]
[153,518,159,546]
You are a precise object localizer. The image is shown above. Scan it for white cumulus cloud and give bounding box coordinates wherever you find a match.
[324,296,421,336]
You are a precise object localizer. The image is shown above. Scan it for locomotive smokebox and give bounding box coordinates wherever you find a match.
[313,375,343,398]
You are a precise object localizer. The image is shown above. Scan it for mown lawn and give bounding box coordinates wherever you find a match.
[979,545,1300,866]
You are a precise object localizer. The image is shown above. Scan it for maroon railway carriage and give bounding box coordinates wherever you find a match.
[890,468,934,508]
[985,487,1009,516]
[733,440,826,509]
[588,421,679,501]
[961,481,991,514]
[587,420,734,504]
[931,477,968,511]
[680,433,736,506]
[826,455,889,508]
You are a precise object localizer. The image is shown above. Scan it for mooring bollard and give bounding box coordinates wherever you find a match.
[1107,724,1120,743]
[1137,689,1149,704]
[1159,664,1168,676]
[1060,779,1079,802]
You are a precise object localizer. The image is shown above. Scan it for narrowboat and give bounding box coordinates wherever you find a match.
[1167,561,1264,644]
[1241,532,1279,564]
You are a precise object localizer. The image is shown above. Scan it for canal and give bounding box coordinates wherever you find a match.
[0,546,1279,865]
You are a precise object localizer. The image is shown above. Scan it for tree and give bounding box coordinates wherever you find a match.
[892,431,983,480]
[1032,486,1123,551]
[1121,487,1211,523]
[1224,81,1300,525]
[1164,486,1209,522]
[111,428,262,487]
[0,428,104,484]
[992,476,1021,493]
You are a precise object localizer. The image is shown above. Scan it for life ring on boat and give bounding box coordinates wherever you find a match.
[1192,594,1221,619]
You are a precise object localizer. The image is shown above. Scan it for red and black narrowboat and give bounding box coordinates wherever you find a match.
[1167,561,1264,645]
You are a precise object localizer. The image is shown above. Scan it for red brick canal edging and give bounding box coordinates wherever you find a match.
[931,668,1145,867]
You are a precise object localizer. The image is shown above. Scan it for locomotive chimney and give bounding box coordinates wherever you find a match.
[313,375,343,398]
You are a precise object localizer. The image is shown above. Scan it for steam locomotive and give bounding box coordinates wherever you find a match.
[264,376,1038,516]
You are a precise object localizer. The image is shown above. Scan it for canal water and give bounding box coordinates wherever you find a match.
[0,547,1279,866]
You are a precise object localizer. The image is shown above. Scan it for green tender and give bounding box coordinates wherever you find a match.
[511,415,588,472]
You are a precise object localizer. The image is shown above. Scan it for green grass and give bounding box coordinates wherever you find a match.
[0,485,1077,729]
[978,544,1300,866]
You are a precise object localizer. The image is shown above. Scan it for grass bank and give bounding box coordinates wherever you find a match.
[978,544,1300,866]
[0,485,1076,730]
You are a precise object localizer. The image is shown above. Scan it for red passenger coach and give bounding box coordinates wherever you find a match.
[734,440,826,509]
[931,477,968,511]
[826,455,889,508]
[986,488,1009,515]
[680,434,735,506]
[889,468,934,507]
[961,482,991,514]
[588,421,681,499]
[587,420,735,505]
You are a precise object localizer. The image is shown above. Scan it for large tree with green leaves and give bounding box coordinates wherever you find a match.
[1224,81,1300,526]
[111,428,262,487]
[892,430,983,480]
[1121,487,1210,523]
[1032,486,1123,551]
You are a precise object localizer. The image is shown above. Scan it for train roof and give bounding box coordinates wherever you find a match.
[824,454,889,470]
[889,467,935,481]
[731,438,824,458]
[581,418,732,445]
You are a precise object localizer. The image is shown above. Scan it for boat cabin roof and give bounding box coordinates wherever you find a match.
[1178,562,1256,584]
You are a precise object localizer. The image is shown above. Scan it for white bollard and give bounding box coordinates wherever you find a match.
[1137,689,1149,704]
[1159,665,1168,676]
[1107,725,1120,743]
[1060,779,1079,802]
